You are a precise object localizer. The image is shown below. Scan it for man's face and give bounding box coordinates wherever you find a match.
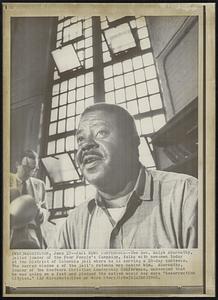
[17,156,39,181]
[76,110,131,189]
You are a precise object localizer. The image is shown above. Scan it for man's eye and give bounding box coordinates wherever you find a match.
[77,136,84,143]
[96,130,109,138]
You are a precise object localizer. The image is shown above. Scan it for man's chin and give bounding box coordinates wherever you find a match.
[83,168,107,187]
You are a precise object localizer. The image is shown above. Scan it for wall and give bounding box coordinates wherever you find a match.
[147,16,198,120]
[10,17,56,170]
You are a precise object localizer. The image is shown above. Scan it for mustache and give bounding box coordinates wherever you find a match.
[77,149,103,165]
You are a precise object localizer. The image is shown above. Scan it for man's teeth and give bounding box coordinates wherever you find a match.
[84,157,99,164]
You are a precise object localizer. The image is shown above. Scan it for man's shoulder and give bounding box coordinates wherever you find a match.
[148,169,198,186]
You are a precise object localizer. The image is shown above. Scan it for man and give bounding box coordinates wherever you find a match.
[10,150,47,249]
[55,103,198,249]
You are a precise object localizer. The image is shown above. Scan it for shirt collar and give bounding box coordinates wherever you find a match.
[88,164,153,213]
[134,165,153,201]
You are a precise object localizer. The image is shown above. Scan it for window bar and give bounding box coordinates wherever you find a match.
[92,17,105,103]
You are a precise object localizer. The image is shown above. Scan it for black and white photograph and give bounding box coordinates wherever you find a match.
[10,14,199,250]
[3,3,215,297]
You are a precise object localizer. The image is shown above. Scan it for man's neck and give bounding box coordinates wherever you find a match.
[98,179,135,200]
[97,163,141,205]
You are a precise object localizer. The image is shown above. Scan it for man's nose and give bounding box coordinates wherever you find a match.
[81,139,98,152]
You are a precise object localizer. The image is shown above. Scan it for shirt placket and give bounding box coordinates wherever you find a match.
[109,192,141,249]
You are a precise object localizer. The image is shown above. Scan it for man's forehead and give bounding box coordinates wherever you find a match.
[79,109,118,125]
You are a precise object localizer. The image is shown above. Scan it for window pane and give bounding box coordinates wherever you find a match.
[58,119,66,133]
[84,18,92,28]
[68,90,76,103]
[127,100,138,115]
[136,17,146,28]
[77,50,84,62]
[52,84,59,95]
[130,20,136,29]
[142,52,154,66]
[138,97,150,113]
[50,109,58,122]
[140,38,151,50]
[113,62,122,75]
[123,59,133,73]
[56,138,65,153]
[145,65,157,80]
[126,85,136,100]
[52,96,59,108]
[69,78,76,90]
[118,102,127,110]
[85,84,94,97]
[67,117,75,131]
[60,92,67,105]
[77,87,85,100]
[85,37,92,48]
[138,27,148,39]
[66,135,75,151]
[134,69,145,83]
[47,141,56,155]
[57,22,64,32]
[60,80,68,93]
[115,89,125,103]
[85,72,93,84]
[124,72,134,86]
[77,74,85,87]
[105,91,115,104]
[134,119,141,135]
[67,103,75,117]
[85,57,93,68]
[132,56,143,70]
[105,78,114,92]
[54,190,63,209]
[141,117,153,134]
[49,122,57,135]
[75,115,80,129]
[103,52,111,63]
[153,114,166,131]
[139,138,155,168]
[104,65,113,78]
[114,75,124,89]
[147,79,159,94]
[150,94,163,110]
[59,105,67,119]
[85,27,92,37]
[136,82,148,97]
[77,39,85,49]
[85,47,93,59]
[85,97,94,107]
[76,100,85,114]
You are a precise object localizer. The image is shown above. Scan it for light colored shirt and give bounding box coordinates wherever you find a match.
[87,193,129,249]
[54,165,198,249]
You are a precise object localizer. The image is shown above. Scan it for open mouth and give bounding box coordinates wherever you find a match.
[82,153,103,169]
